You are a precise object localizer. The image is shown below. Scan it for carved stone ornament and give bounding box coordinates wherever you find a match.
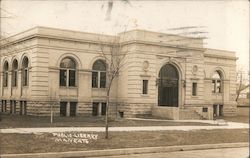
[192,65,198,74]
[143,61,149,71]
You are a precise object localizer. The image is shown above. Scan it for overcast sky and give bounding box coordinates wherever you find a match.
[1,0,249,72]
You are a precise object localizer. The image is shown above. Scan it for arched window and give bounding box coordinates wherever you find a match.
[12,59,18,87]
[3,61,9,87]
[22,57,29,86]
[59,57,76,87]
[212,70,222,93]
[92,60,107,88]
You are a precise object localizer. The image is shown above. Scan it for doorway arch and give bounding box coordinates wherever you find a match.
[158,64,179,107]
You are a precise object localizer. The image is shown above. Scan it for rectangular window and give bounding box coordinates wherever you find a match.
[92,102,99,116]
[70,102,77,116]
[10,100,13,114]
[23,101,27,115]
[100,72,106,88]
[101,103,106,115]
[60,70,67,86]
[69,70,76,86]
[20,101,27,115]
[20,101,23,115]
[60,102,67,116]
[3,100,7,112]
[192,83,197,96]
[92,72,98,88]
[202,107,208,112]
[219,105,223,116]
[142,80,148,94]
[13,101,16,114]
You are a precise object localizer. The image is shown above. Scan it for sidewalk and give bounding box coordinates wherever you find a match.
[0,121,248,134]
[1,143,249,158]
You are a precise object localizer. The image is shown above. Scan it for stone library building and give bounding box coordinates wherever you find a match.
[0,27,237,120]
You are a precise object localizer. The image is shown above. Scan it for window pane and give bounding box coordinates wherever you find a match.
[10,100,13,114]
[101,103,106,115]
[60,102,67,116]
[142,80,148,94]
[92,72,98,88]
[13,60,18,69]
[92,102,99,116]
[60,58,76,68]
[100,72,106,88]
[22,57,29,86]
[60,70,67,86]
[212,71,221,79]
[13,101,16,114]
[12,71,17,87]
[22,57,29,68]
[23,101,27,115]
[212,80,216,93]
[203,107,208,112]
[93,60,106,71]
[70,102,77,116]
[69,70,76,86]
[20,101,23,115]
[3,72,8,87]
[23,69,28,86]
[217,80,221,93]
[3,62,8,87]
[192,83,197,96]
[4,100,7,112]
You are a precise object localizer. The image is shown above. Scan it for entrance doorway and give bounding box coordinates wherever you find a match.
[158,64,179,107]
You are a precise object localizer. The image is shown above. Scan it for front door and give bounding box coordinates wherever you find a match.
[158,64,179,107]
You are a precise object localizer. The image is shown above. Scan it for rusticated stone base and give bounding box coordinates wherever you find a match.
[223,104,237,116]
[116,103,154,118]
[0,100,237,120]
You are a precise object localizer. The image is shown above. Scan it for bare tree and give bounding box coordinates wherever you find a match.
[235,69,250,101]
[98,33,127,139]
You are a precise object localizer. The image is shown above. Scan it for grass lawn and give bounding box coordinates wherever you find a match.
[0,129,248,154]
[0,114,215,128]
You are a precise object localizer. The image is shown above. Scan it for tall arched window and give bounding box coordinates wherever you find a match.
[12,59,18,87]
[22,57,29,86]
[92,60,107,88]
[212,70,222,93]
[59,57,76,87]
[3,61,9,87]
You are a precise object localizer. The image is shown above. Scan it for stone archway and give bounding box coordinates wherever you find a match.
[158,64,179,107]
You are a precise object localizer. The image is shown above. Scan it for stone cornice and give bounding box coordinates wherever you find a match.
[204,53,237,60]
[1,32,206,52]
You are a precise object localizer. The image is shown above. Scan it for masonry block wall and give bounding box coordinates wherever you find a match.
[0,27,237,119]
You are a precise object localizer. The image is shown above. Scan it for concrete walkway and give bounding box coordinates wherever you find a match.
[0,121,248,134]
[1,143,249,158]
